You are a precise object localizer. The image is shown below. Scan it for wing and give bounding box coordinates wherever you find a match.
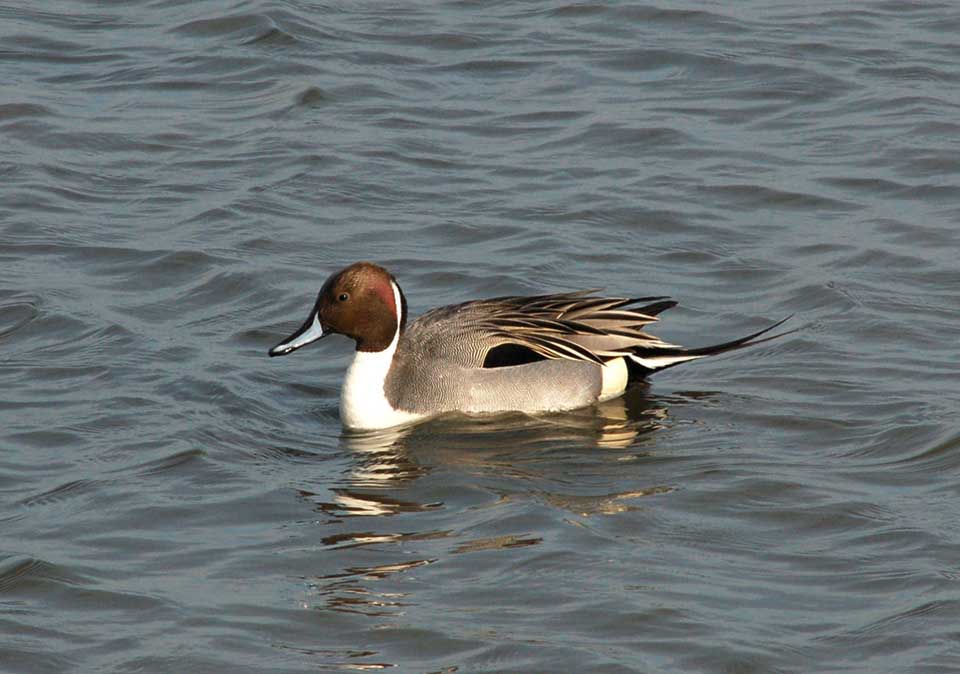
[404,291,678,369]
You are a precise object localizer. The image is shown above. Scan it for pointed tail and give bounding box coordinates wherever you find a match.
[626,315,795,376]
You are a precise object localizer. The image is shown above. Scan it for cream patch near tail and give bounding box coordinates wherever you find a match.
[599,357,629,401]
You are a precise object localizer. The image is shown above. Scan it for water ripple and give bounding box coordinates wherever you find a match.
[4,1,960,672]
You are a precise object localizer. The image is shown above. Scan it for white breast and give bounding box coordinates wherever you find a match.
[339,343,421,430]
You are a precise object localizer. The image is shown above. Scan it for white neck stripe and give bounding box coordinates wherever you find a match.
[390,279,403,341]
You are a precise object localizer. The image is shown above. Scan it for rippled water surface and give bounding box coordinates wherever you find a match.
[3,1,960,672]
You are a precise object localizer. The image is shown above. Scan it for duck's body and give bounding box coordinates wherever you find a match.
[269,262,788,430]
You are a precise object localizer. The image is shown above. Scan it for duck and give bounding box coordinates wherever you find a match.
[268,261,789,430]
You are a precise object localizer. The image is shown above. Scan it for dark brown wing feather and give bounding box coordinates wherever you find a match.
[405,290,790,374]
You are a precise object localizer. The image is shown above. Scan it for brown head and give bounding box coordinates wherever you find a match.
[268,262,406,356]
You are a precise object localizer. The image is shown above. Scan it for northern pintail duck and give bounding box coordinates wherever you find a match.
[269,262,789,430]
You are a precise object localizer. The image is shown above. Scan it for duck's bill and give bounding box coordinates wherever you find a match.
[269,313,327,357]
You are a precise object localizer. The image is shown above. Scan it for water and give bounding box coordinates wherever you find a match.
[3,1,960,671]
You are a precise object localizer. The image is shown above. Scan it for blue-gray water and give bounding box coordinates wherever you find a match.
[3,2,960,672]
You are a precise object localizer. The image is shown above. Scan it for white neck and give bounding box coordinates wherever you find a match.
[339,281,421,430]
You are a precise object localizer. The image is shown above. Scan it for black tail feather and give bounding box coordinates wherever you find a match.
[633,299,678,317]
[672,314,795,359]
[625,315,796,378]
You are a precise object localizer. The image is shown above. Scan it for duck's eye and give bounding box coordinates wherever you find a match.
[338,293,349,302]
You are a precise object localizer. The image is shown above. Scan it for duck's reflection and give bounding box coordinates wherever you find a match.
[299,385,672,516]
[295,387,680,626]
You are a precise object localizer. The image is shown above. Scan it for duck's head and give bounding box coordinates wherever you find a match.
[268,262,406,356]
